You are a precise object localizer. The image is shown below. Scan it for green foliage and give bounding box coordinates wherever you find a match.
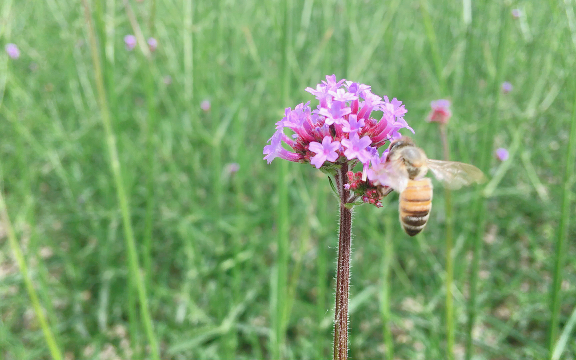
[1,0,575,359]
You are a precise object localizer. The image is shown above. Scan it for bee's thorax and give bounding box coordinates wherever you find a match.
[396,146,429,180]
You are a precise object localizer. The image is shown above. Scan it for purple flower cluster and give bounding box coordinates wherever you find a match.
[263,75,413,176]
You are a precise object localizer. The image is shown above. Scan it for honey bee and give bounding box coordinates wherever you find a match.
[382,137,485,236]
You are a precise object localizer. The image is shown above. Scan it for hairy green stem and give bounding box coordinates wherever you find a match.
[334,163,352,360]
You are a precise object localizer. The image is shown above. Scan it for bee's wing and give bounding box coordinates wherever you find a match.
[426,159,486,190]
[382,159,409,193]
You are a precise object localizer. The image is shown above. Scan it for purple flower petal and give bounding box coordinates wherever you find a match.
[319,100,351,125]
[322,74,345,91]
[341,133,372,163]
[329,88,358,102]
[309,136,340,168]
[346,82,371,97]
[342,114,365,133]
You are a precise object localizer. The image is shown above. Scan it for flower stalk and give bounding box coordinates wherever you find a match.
[333,163,353,360]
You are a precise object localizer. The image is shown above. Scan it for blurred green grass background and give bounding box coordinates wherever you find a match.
[1,0,576,359]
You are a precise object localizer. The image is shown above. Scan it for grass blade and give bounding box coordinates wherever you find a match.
[547,74,576,356]
[81,2,160,359]
[466,4,511,359]
[0,186,63,360]
[271,0,293,358]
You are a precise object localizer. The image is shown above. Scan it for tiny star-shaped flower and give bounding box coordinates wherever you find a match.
[309,136,341,168]
[341,133,372,163]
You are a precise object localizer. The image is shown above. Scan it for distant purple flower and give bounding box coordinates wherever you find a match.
[147,37,158,52]
[341,133,372,163]
[495,148,509,161]
[124,35,137,51]
[163,75,172,85]
[427,99,452,124]
[511,9,521,19]
[502,81,513,93]
[5,43,19,59]
[224,163,240,177]
[309,136,341,168]
[200,100,211,111]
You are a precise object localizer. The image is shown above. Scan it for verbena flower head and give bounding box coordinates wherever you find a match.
[511,9,521,19]
[263,75,413,204]
[147,37,158,52]
[263,75,412,167]
[5,43,20,59]
[495,148,509,161]
[124,35,137,51]
[502,81,513,93]
[427,99,452,124]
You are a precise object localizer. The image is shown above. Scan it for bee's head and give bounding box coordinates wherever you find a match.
[388,137,415,154]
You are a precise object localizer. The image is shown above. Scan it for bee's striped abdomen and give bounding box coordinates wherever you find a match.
[399,178,433,236]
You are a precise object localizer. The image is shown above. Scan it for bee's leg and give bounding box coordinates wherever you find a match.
[379,187,394,197]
